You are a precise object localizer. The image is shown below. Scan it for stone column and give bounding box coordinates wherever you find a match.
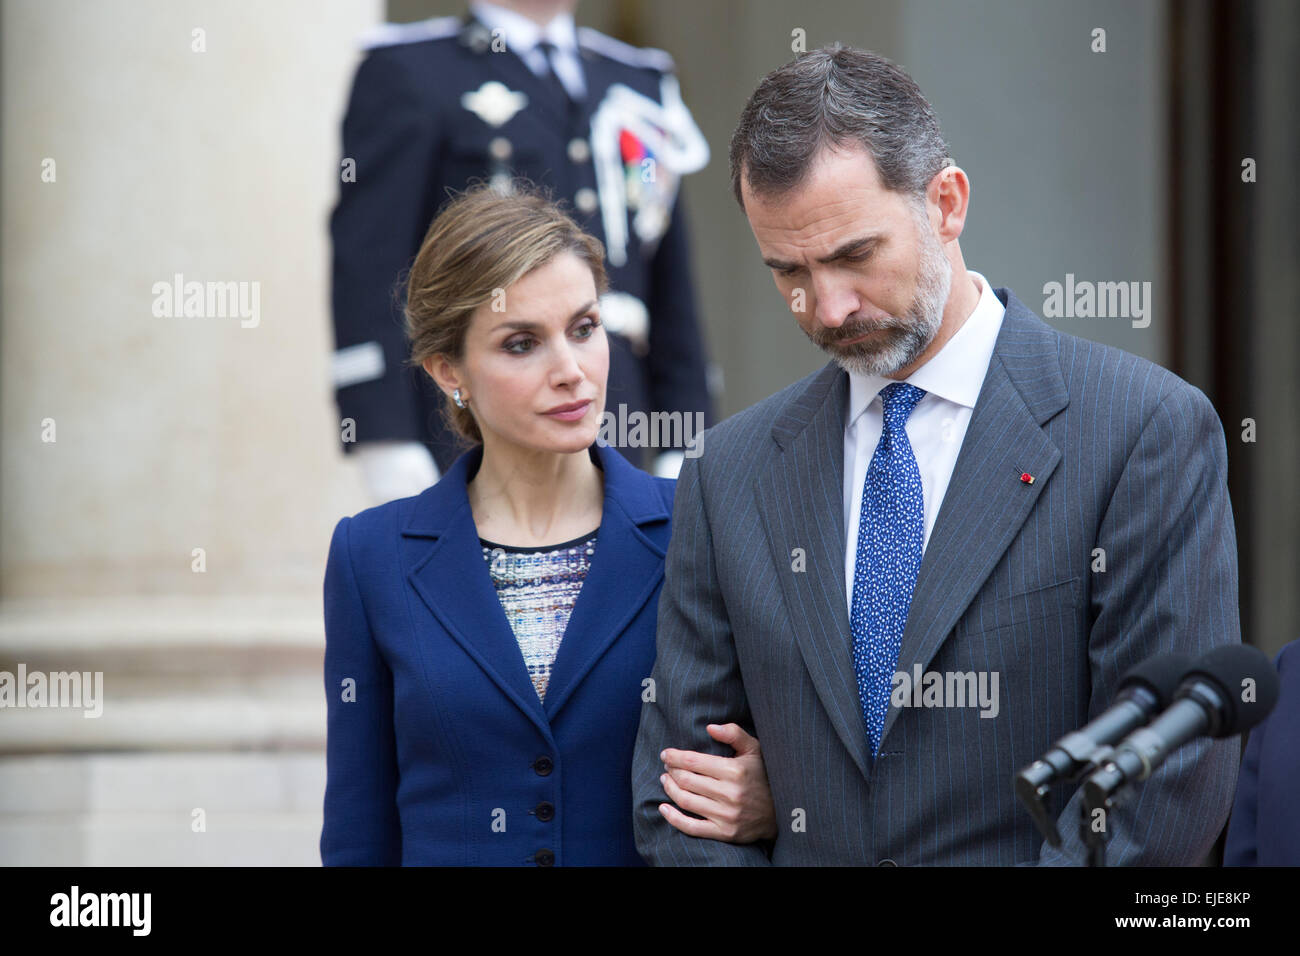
[0,0,381,864]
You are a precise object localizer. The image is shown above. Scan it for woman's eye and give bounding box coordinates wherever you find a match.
[505,337,534,354]
[574,319,599,338]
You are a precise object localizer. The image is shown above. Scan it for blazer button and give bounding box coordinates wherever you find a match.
[877,858,898,867]
[535,801,555,822]
[535,848,555,867]
[532,756,553,776]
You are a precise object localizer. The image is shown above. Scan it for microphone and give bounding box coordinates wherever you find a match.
[1015,652,1190,847]
[1083,644,1280,808]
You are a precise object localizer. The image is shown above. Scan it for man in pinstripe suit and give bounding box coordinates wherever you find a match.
[631,45,1241,865]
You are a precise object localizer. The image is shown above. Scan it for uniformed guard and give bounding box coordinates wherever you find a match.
[329,0,713,501]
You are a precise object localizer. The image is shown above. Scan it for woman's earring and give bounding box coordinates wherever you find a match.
[452,388,466,409]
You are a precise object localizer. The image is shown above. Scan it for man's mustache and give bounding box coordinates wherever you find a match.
[810,314,909,347]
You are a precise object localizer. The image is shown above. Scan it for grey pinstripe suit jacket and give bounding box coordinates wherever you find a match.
[632,287,1241,866]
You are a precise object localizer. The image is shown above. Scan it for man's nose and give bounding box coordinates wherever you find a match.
[812,277,858,329]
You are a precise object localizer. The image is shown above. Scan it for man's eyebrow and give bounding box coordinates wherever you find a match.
[819,234,882,262]
[490,300,598,333]
[762,234,883,272]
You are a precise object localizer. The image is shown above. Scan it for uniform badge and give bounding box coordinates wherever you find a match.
[461,81,528,128]
[588,76,709,266]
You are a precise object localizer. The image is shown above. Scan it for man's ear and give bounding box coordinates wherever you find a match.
[928,165,970,243]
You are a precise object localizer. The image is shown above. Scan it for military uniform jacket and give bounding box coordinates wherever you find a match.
[329,14,712,472]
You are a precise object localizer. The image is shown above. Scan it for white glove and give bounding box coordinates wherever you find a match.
[653,451,685,479]
[355,441,439,504]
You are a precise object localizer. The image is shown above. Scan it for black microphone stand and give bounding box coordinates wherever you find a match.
[1017,737,1119,865]
[1078,747,1118,867]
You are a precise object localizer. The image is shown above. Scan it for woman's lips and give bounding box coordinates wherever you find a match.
[543,400,592,422]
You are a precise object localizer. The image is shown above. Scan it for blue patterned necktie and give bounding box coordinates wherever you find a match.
[851,382,927,758]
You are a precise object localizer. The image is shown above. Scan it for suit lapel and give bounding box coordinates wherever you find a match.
[879,290,1069,745]
[755,364,875,781]
[753,290,1071,775]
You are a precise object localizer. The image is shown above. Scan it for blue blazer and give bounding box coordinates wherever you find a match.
[321,441,674,865]
[1223,640,1300,866]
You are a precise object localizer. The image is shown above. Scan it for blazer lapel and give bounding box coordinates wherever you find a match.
[402,443,669,733]
[755,364,875,781]
[879,289,1069,746]
[404,446,551,736]
[542,443,670,720]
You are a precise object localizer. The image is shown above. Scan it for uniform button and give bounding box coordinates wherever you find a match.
[575,187,598,214]
[535,801,555,822]
[532,755,553,776]
[464,24,491,53]
[489,136,513,161]
[535,848,555,867]
[877,858,898,867]
[567,137,591,163]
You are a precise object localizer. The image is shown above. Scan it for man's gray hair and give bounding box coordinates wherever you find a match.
[729,44,952,207]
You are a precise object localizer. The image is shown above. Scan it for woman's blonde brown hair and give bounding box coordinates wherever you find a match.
[404,182,608,446]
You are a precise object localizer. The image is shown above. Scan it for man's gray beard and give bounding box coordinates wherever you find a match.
[812,211,953,378]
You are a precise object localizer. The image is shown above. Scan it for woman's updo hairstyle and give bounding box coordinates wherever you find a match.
[404,181,608,445]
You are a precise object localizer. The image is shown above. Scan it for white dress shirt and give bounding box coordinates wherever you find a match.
[470,1,587,100]
[842,270,1006,612]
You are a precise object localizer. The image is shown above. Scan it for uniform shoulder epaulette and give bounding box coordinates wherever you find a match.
[576,26,675,73]
[358,15,460,51]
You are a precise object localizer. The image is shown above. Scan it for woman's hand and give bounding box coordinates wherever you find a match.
[657,723,777,843]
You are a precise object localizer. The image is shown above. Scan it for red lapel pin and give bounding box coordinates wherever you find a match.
[1019,472,1036,485]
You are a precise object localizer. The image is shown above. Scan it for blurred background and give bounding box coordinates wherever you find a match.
[1,0,1295,864]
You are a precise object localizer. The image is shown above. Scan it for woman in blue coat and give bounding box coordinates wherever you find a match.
[321,186,775,865]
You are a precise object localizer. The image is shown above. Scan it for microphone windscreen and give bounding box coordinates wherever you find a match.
[1118,652,1193,708]
[1183,644,1280,735]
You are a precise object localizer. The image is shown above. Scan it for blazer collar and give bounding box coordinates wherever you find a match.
[401,440,667,535]
[758,286,1069,779]
[402,442,669,736]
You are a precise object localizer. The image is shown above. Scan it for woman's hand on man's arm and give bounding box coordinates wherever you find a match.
[657,723,777,844]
